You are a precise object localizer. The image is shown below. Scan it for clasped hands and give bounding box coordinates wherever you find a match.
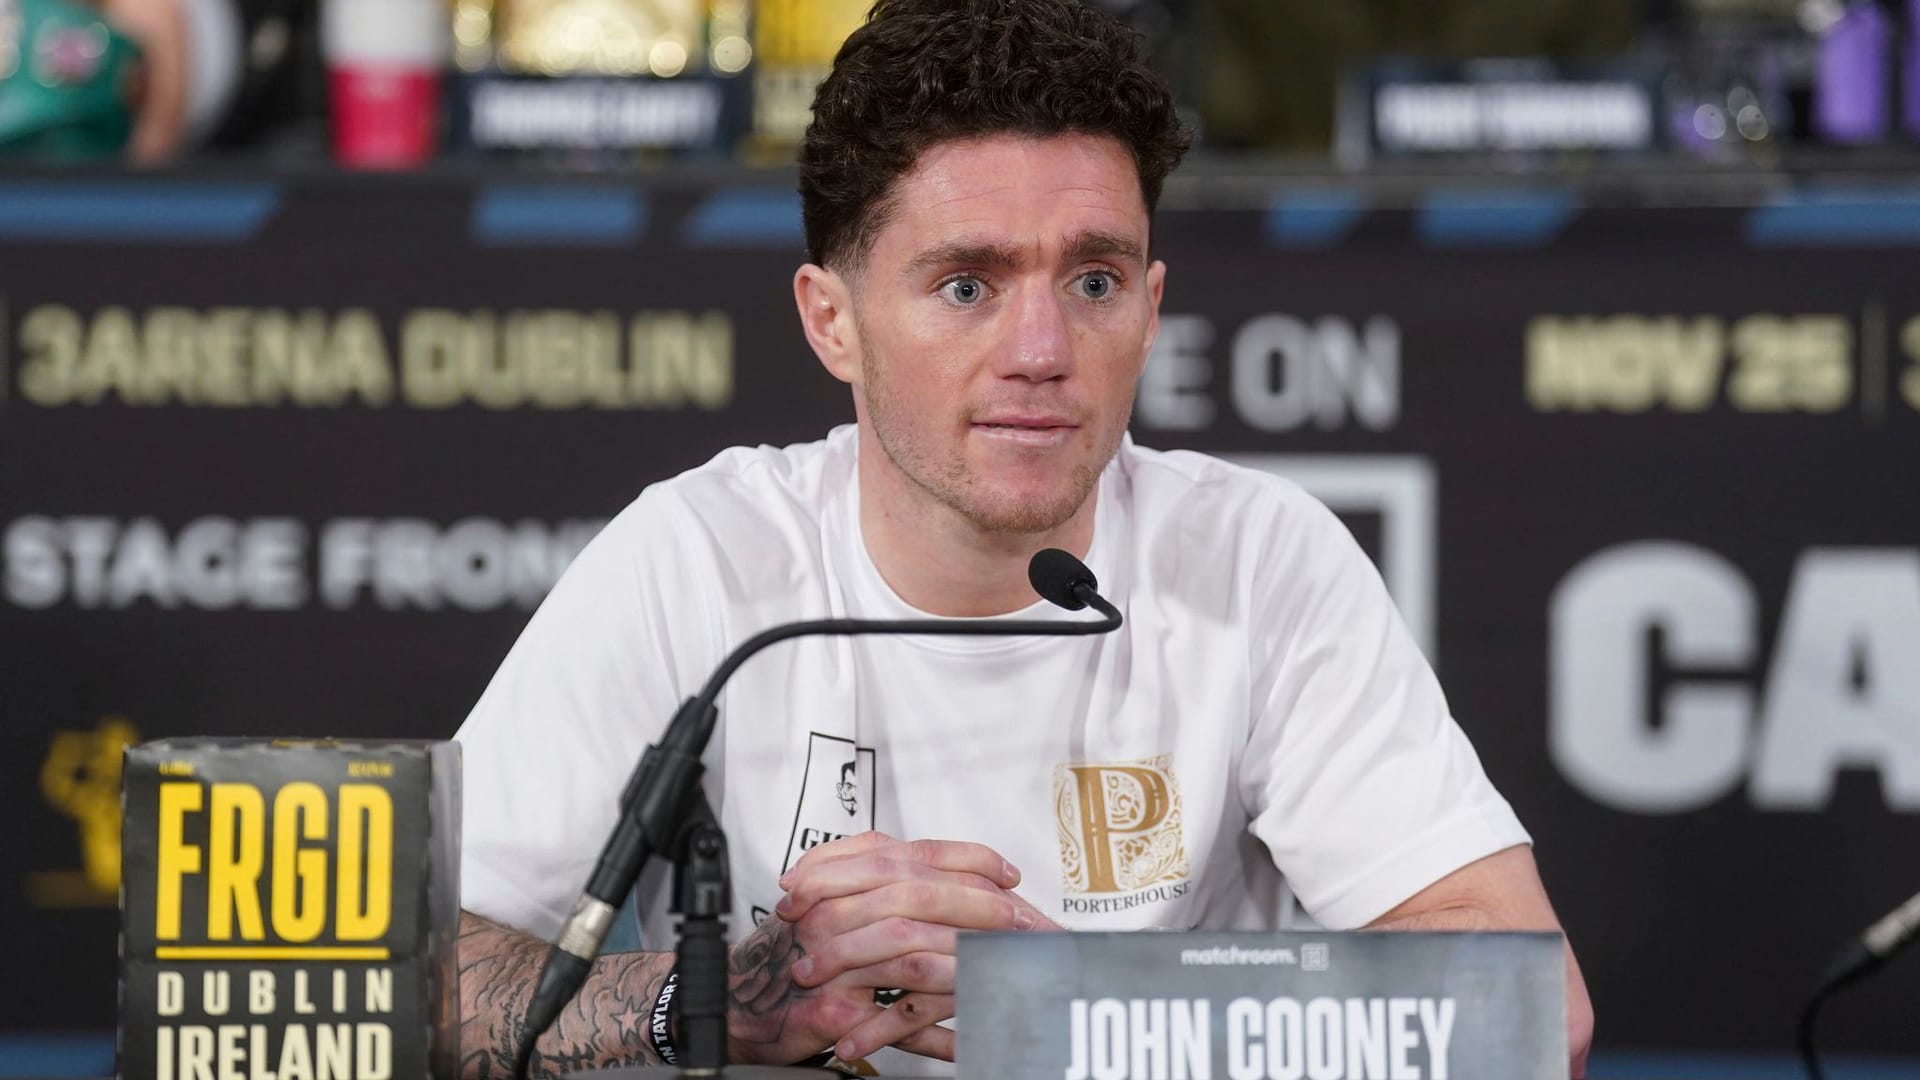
[724,830,1059,1066]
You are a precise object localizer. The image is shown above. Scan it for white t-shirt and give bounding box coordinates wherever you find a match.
[455,424,1528,1074]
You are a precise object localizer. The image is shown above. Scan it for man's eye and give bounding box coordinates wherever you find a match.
[1078,272,1116,300]
[941,277,986,305]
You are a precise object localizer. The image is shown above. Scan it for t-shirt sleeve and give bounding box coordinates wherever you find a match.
[1242,490,1530,930]
[452,488,711,941]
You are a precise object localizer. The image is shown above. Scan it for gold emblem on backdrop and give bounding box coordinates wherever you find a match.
[749,0,871,145]
[29,715,139,908]
[1054,754,1190,895]
[454,0,711,77]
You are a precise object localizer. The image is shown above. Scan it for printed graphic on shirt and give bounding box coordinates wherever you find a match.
[782,732,876,872]
[1053,754,1191,913]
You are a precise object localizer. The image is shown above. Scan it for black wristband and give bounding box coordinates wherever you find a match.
[648,967,680,1066]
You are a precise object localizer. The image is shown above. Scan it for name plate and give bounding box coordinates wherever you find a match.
[956,931,1565,1080]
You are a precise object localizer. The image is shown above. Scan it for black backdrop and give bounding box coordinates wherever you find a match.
[3,172,1917,1074]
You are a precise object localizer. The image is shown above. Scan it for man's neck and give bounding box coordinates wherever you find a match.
[856,433,1098,618]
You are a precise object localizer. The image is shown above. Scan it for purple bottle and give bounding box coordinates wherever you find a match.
[1816,0,1891,143]
[1907,0,1920,136]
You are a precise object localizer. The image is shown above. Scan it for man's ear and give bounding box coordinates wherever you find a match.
[794,263,861,385]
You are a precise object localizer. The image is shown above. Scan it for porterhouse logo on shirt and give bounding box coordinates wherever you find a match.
[1053,754,1191,911]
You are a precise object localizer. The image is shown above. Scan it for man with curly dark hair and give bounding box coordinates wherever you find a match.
[454,1,1592,1076]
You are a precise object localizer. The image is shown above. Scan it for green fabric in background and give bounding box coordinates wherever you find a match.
[0,0,141,159]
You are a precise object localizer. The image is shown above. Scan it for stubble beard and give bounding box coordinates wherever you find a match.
[859,341,1110,536]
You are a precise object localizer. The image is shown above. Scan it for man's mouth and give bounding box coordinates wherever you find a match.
[972,412,1077,428]
[970,419,1078,445]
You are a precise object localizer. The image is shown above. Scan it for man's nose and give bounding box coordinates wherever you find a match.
[993,281,1074,382]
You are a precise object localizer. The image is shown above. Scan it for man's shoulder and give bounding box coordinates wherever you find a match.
[555,429,850,608]
[1115,441,1364,599]
[1118,440,1329,524]
[619,426,854,533]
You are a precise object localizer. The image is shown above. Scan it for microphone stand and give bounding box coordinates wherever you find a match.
[668,791,732,1073]
[515,551,1121,1079]
[523,689,850,1080]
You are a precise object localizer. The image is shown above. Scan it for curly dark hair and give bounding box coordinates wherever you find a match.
[798,0,1192,271]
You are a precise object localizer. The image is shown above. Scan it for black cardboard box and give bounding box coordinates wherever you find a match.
[121,739,460,1080]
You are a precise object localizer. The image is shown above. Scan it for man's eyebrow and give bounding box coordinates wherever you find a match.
[903,239,1024,275]
[901,230,1146,276]
[1063,229,1144,265]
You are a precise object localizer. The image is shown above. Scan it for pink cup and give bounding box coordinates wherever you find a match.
[322,0,445,168]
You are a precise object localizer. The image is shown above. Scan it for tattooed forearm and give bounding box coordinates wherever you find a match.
[723,916,814,1061]
[458,910,676,1079]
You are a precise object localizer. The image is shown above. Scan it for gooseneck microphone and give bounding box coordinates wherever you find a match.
[1797,886,1920,1080]
[1027,546,1109,612]
[513,548,1121,1079]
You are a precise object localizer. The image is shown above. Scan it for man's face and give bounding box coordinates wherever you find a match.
[831,133,1165,535]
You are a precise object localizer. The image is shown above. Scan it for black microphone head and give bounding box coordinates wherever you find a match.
[1028,548,1096,611]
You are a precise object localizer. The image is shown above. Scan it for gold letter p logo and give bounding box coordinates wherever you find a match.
[1054,755,1189,895]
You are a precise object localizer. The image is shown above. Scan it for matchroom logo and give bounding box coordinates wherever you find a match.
[1053,755,1191,915]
